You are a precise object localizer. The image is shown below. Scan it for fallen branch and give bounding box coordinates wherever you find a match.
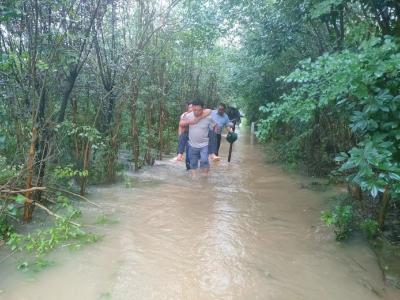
[41,196,57,204]
[47,186,101,208]
[17,197,81,227]
[33,201,81,227]
[1,197,81,226]
[0,187,46,194]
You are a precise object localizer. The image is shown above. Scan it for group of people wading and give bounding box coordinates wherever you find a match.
[172,99,234,176]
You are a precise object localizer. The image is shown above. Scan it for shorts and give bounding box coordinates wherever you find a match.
[189,145,209,169]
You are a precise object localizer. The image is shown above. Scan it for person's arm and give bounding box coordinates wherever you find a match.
[179,115,203,126]
[179,109,212,126]
[178,112,188,127]
[224,116,234,132]
[179,117,191,127]
[202,109,212,117]
[209,115,218,132]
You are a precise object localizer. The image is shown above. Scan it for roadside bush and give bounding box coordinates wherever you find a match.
[259,36,400,232]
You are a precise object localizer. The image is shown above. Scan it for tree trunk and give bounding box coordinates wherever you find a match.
[378,187,391,231]
[24,126,38,223]
[58,70,78,123]
[158,101,164,160]
[80,142,91,195]
[106,106,122,181]
[130,80,140,171]
[144,101,153,165]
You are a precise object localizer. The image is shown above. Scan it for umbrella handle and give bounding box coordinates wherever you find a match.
[228,121,237,163]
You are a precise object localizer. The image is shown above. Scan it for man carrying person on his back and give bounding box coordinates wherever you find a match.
[173,102,212,170]
[179,99,216,176]
[210,103,233,156]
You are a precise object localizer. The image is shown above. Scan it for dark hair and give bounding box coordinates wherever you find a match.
[219,103,226,109]
[186,101,193,106]
[191,99,204,108]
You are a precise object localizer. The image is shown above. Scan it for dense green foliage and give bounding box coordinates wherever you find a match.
[226,0,400,238]
[0,0,231,264]
[259,37,400,195]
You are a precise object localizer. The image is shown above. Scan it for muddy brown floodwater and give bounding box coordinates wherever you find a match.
[1,129,400,300]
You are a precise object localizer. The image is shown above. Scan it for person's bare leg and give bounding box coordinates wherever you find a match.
[177,153,183,161]
[201,167,209,175]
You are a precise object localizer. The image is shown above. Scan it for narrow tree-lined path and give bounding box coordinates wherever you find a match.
[1,130,399,300]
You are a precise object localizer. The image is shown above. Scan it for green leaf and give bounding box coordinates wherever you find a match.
[14,194,25,204]
[371,186,378,198]
[388,172,400,181]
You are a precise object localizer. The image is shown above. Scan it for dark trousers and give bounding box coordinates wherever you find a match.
[176,132,190,169]
[185,145,190,169]
[177,132,188,154]
[216,133,222,155]
[207,130,221,156]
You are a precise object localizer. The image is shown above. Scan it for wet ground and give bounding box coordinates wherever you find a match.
[1,129,399,300]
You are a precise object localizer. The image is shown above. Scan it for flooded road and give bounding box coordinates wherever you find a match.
[1,129,399,300]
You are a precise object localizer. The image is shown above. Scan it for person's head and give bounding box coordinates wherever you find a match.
[186,101,193,113]
[191,98,204,117]
[217,103,226,116]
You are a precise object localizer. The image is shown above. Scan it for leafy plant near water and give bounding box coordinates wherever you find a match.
[321,193,382,241]
[17,258,55,273]
[0,195,25,241]
[1,193,100,272]
[360,219,380,240]
[95,215,118,225]
[259,36,400,234]
[6,217,99,272]
[321,205,354,241]
[7,218,98,256]
[321,206,381,241]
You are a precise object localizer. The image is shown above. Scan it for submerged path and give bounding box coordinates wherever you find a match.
[1,129,400,300]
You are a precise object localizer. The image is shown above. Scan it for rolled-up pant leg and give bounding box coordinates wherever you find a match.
[199,146,209,169]
[189,146,200,169]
